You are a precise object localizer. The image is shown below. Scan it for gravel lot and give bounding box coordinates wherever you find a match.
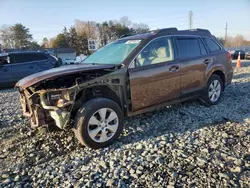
[0,60,250,188]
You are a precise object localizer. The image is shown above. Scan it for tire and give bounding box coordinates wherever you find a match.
[74,98,124,149]
[200,74,223,106]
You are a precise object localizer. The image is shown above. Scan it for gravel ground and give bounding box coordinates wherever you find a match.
[0,61,250,188]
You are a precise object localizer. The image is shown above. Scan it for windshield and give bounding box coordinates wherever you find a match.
[83,39,141,65]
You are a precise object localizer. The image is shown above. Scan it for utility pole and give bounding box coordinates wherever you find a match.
[225,22,228,44]
[188,11,193,30]
[87,21,91,38]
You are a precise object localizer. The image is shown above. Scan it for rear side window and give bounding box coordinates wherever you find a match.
[176,37,201,58]
[13,53,47,63]
[27,53,48,61]
[203,38,221,52]
[14,54,30,63]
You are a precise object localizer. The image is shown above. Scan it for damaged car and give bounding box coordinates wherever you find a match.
[16,28,233,149]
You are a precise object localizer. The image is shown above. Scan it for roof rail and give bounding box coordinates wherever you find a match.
[120,34,133,38]
[180,28,211,36]
[151,28,178,34]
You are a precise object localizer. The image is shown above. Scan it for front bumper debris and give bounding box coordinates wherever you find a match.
[19,86,78,129]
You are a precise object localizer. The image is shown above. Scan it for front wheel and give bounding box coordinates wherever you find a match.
[200,74,223,106]
[74,98,124,149]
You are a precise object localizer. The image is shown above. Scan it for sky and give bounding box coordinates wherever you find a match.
[0,0,250,43]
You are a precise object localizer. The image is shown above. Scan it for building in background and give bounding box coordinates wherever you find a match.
[44,48,76,64]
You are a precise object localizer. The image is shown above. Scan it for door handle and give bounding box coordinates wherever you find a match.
[29,66,34,68]
[204,59,211,65]
[169,65,179,72]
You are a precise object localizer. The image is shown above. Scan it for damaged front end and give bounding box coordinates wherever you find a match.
[19,84,78,129]
[16,64,120,130]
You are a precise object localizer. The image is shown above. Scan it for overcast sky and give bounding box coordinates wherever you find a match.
[0,0,249,43]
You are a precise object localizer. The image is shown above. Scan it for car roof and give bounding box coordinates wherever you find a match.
[6,51,46,55]
[119,28,213,41]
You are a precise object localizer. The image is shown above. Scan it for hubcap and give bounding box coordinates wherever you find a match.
[87,108,119,143]
[208,80,221,102]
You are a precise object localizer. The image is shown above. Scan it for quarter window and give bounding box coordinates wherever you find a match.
[203,38,221,52]
[198,39,208,55]
[135,37,174,67]
[176,37,201,58]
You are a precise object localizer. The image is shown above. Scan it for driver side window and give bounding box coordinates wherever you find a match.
[135,37,174,67]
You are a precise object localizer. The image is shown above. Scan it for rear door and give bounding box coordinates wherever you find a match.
[175,36,210,96]
[0,56,12,87]
[11,53,38,83]
[128,36,182,111]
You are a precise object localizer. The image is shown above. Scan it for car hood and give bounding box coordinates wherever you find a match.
[16,64,116,89]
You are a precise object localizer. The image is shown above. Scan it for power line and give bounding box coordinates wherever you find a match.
[188,11,193,30]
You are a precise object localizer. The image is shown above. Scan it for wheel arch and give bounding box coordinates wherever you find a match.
[72,85,123,116]
[207,68,226,90]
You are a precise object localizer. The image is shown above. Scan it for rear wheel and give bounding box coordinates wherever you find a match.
[74,98,124,149]
[200,74,223,106]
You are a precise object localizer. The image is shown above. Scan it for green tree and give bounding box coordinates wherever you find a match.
[27,41,41,50]
[11,23,33,48]
[78,33,89,55]
[114,24,130,38]
[52,33,69,48]
[68,27,78,51]
[0,24,34,49]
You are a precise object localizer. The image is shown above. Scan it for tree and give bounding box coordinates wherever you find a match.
[68,27,78,49]
[42,37,49,48]
[114,24,130,38]
[132,23,150,34]
[119,16,131,27]
[78,33,89,55]
[27,41,41,50]
[51,33,69,48]
[0,24,36,49]
[75,20,97,39]
[11,23,32,48]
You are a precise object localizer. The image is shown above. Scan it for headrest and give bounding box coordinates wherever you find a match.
[156,47,167,58]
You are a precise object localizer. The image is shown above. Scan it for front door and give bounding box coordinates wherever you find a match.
[11,53,38,83]
[128,37,181,111]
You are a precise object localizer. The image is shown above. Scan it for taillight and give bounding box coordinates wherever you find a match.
[227,51,232,61]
